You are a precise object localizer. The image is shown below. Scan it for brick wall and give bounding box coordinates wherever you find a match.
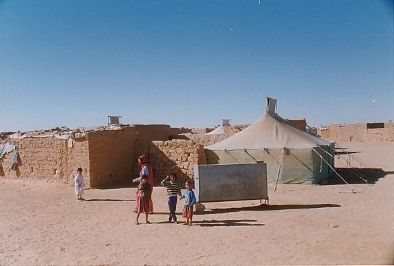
[149,139,207,184]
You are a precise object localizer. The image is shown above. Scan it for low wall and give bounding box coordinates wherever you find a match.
[149,139,207,184]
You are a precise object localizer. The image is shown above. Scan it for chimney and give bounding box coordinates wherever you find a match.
[266,97,277,113]
[108,115,121,125]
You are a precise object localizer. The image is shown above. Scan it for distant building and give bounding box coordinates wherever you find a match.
[108,115,121,125]
[318,122,394,142]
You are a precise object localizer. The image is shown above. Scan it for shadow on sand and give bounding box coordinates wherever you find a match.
[326,168,392,185]
[95,181,135,190]
[84,198,134,202]
[95,181,165,190]
[198,203,341,215]
[194,219,264,227]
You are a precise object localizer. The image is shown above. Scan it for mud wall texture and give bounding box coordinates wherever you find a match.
[149,140,207,184]
[87,128,136,187]
[0,125,188,188]
[65,138,90,184]
[87,125,186,187]
[0,136,90,184]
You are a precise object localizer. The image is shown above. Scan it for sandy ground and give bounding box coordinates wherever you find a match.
[1,142,393,265]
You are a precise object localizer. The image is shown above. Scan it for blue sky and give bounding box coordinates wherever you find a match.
[1,0,393,131]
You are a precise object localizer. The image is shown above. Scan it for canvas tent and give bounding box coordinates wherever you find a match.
[206,125,226,135]
[207,119,231,135]
[205,99,335,184]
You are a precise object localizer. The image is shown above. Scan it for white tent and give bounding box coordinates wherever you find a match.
[206,125,226,135]
[205,100,334,184]
[206,119,231,135]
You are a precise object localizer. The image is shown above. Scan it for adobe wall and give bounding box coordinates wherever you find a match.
[0,137,90,185]
[65,137,90,185]
[318,124,366,142]
[133,125,187,160]
[87,128,137,187]
[318,123,394,142]
[86,125,187,187]
[365,123,394,142]
[149,139,207,184]
[0,125,187,187]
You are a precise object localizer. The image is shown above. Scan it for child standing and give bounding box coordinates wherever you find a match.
[160,173,182,223]
[181,180,196,226]
[136,175,152,225]
[74,168,85,200]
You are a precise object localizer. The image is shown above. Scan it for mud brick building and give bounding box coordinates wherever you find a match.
[0,125,187,187]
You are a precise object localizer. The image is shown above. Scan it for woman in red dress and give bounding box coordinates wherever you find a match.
[135,175,152,224]
[133,154,154,213]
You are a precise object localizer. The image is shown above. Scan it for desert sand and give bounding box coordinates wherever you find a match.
[1,141,393,265]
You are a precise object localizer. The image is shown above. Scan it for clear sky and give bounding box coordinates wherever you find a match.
[1,0,393,131]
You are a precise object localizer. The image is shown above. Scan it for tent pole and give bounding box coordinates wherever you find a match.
[264,148,283,191]
[312,149,348,184]
[274,162,282,191]
[273,149,284,192]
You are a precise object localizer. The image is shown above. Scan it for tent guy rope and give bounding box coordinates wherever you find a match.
[312,149,348,184]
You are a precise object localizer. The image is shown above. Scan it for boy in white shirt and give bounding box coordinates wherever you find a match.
[74,168,85,200]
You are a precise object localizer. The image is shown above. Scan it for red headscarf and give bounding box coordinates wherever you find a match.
[138,154,148,167]
[138,154,154,186]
